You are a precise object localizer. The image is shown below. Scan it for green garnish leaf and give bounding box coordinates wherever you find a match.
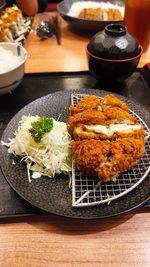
[29,117,53,143]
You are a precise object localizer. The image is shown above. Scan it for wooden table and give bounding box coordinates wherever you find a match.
[24,12,150,73]
[0,12,150,267]
[0,210,150,267]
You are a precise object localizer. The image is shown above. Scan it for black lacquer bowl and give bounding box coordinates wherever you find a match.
[57,0,124,33]
[87,24,142,82]
[0,89,150,219]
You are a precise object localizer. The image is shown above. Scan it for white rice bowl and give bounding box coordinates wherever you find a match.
[0,42,27,95]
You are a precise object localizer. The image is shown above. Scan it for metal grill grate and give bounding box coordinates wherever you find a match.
[71,94,150,207]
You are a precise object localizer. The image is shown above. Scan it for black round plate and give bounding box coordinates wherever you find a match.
[57,0,124,33]
[0,89,150,219]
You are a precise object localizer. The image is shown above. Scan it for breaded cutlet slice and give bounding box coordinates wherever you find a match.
[98,137,145,181]
[114,9,123,20]
[72,137,145,182]
[67,95,143,140]
[69,94,128,116]
[73,123,145,141]
[72,139,111,177]
[70,105,143,141]
[107,8,113,20]
[101,94,129,111]
[104,107,137,125]
[67,109,105,136]
[69,95,101,115]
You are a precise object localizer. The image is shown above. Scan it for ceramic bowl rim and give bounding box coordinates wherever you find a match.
[0,42,27,75]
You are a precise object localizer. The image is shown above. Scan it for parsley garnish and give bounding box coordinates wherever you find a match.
[29,117,53,143]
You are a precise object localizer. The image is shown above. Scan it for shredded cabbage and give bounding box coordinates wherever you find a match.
[2,115,72,182]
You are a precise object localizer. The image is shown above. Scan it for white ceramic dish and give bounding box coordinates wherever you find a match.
[0,42,27,95]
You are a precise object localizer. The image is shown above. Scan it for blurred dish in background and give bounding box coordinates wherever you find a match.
[124,0,150,52]
[0,4,32,44]
[68,1,124,21]
[57,0,124,33]
[78,7,123,21]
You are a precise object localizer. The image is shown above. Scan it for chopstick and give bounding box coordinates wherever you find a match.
[50,15,61,45]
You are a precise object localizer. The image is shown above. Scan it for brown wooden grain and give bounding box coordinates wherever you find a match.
[24,12,150,74]
[0,210,150,267]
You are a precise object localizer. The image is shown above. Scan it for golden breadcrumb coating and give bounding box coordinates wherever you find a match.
[98,138,145,181]
[68,94,146,182]
[78,7,123,21]
[73,124,145,141]
[102,94,129,111]
[72,140,110,177]
[72,138,145,181]
[69,95,101,115]
[104,107,137,125]
[67,109,105,136]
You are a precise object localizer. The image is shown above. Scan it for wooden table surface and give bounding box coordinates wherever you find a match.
[0,12,150,267]
[0,210,150,267]
[24,12,150,73]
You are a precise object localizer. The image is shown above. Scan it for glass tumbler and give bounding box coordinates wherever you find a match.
[124,0,150,52]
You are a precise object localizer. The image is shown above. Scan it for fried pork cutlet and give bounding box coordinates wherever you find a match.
[67,94,146,182]
[68,104,143,141]
[69,95,101,115]
[73,123,145,141]
[72,138,145,182]
[67,109,105,136]
[104,107,137,125]
[68,95,133,140]
[78,8,103,20]
[101,94,129,111]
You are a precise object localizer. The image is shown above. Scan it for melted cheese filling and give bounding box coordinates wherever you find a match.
[85,124,141,137]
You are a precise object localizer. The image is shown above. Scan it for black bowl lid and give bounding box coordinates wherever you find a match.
[87,24,141,60]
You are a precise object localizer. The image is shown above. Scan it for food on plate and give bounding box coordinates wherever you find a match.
[2,115,72,182]
[67,94,146,182]
[68,1,124,21]
[78,7,123,21]
[1,94,146,185]
[72,138,145,182]
[0,46,22,74]
[29,116,53,143]
[0,5,31,42]
[67,94,140,140]
[100,94,128,111]
[0,5,23,41]
[69,94,128,115]
[67,109,105,137]
[69,95,101,115]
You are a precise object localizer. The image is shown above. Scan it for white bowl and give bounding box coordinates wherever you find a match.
[0,42,27,95]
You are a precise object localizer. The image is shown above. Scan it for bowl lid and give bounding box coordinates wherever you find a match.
[87,24,141,60]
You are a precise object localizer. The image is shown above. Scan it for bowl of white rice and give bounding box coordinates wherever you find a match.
[57,0,125,32]
[0,42,27,95]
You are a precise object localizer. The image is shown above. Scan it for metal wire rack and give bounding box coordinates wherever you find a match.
[71,94,150,207]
